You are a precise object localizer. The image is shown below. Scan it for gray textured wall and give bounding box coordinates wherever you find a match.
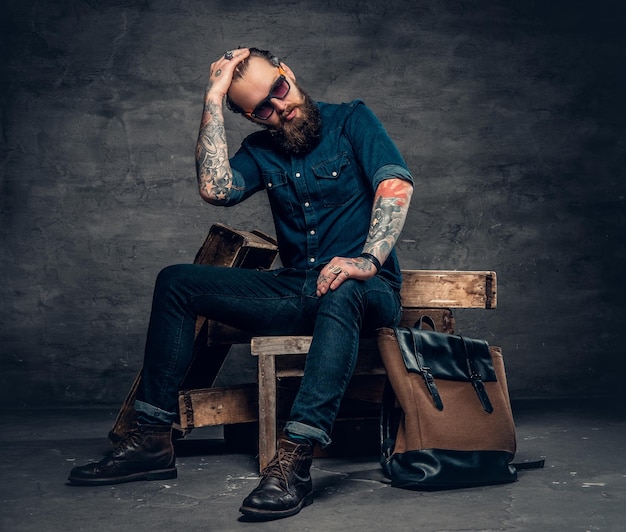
[2,0,625,408]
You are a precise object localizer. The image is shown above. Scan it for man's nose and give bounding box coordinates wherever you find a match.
[271,98,288,113]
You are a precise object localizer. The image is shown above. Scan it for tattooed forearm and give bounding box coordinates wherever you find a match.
[365,196,405,257]
[362,178,413,263]
[195,99,233,204]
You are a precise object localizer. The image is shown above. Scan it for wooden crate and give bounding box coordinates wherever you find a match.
[194,223,278,270]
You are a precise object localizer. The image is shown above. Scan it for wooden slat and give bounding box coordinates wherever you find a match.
[251,336,313,356]
[258,353,277,471]
[399,270,497,309]
[177,384,257,429]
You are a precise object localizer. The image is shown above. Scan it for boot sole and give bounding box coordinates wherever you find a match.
[67,468,177,486]
[239,492,314,520]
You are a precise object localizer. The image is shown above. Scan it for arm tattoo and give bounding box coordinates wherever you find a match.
[366,196,405,257]
[363,179,412,263]
[195,100,233,203]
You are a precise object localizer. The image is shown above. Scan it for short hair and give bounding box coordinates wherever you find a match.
[226,47,281,115]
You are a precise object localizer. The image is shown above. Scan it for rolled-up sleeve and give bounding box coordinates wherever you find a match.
[372,163,414,191]
[217,146,265,206]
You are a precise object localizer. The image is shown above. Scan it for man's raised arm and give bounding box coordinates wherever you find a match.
[195,49,250,204]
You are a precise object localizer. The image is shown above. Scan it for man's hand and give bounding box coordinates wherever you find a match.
[316,256,377,297]
[204,48,251,107]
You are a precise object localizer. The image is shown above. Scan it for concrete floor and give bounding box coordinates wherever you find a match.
[1,400,625,532]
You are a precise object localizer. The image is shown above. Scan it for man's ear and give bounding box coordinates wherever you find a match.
[280,62,296,81]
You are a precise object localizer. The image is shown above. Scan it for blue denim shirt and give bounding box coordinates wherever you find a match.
[227,100,414,289]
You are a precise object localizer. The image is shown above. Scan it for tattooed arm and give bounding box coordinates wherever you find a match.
[316,177,413,296]
[362,177,413,268]
[196,99,232,204]
[195,49,250,204]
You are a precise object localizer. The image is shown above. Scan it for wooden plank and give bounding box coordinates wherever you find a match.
[251,336,313,356]
[258,353,277,471]
[400,270,497,309]
[177,384,257,429]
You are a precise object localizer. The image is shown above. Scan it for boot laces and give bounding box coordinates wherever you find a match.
[261,445,300,483]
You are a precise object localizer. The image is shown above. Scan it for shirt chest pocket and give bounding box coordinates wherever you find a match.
[312,152,359,207]
[262,171,295,214]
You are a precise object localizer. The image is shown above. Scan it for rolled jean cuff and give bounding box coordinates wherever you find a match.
[284,421,331,448]
[134,399,177,425]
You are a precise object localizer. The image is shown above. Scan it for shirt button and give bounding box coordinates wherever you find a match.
[309,257,315,263]
[267,183,273,188]
[295,172,301,178]
[309,229,316,235]
[304,202,310,207]
[332,171,338,177]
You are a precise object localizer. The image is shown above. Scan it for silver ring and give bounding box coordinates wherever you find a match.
[224,50,234,60]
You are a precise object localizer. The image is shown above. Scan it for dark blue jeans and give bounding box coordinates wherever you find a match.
[135,264,402,446]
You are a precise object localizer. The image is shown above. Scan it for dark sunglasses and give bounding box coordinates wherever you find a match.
[244,66,291,120]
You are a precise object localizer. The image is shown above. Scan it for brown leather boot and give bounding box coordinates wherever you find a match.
[67,422,176,486]
[239,438,314,520]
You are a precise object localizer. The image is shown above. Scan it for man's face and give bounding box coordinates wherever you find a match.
[228,57,304,128]
[228,57,322,155]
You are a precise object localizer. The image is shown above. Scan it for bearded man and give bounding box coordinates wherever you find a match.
[69,47,414,521]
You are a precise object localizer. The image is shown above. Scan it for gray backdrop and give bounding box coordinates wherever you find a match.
[2,0,625,408]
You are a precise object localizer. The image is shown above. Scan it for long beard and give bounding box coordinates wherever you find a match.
[268,91,322,156]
